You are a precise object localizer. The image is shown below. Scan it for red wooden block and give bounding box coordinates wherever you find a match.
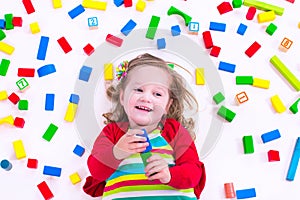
[210,46,221,57]
[83,43,95,56]
[124,0,132,7]
[14,117,25,128]
[27,158,38,168]
[12,17,23,27]
[268,150,280,162]
[246,6,256,20]
[217,2,233,15]
[57,37,72,54]
[22,0,35,14]
[37,181,54,200]
[202,31,213,49]
[8,92,20,104]
[18,68,35,77]
[106,34,123,47]
[286,0,295,3]
[245,41,261,58]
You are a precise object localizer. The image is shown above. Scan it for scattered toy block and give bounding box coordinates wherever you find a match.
[266,23,277,35]
[289,98,300,114]
[37,36,49,60]
[18,100,28,110]
[0,115,14,125]
[146,15,160,39]
[0,41,15,55]
[246,6,256,20]
[261,129,281,143]
[37,181,54,200]
[121,19,136,36]
[42,123,58,142]
[70,172,81,184]
[17,68,35,77]
[137,129,152,153]
[286,137,300,181]
[64,103,78,122]
[243,135,254,154]
[52,0,62,8]
[270,94,286,113]
[232,0,242,8]
[83,43,95,56]
[268,150,280,162]
[209,22,226,32]
[0,20,5,29]
[106,34,123,47]
[73,144,85,157]
[202,31,213,49]
[0,90,8,100]
[217,2,233,15]
[1,159,12,171]
[257,10,276,23]
[157,38,166,49]
[279,37,293,52]
[30,22,40,34]
[104,63,114,81]
[13,139,26,159]
[14,117,25,128]
[140,151,152,167]
[236,188,256,199]
[79,66,92,82]
[124,0,132,7]
[217,105,236,122]
[8,92,20,104]
[195,68,205,85]
[213,92,225,104]
[218,61,236,73]
[224,182,236,198]
[43,165,62,177]
[87,17,98,30]
[236,91,249,104]
[245,41,261,58]
[16,78,29,92]
[37,64,56,77]
[45,94,55,111]
[270,55,300,91]
[57,37,72,53]
[12,17,23,27]
[237,23,247,35]
[136,0,146,12]
[188,22,199,35]
[0,59,11,76]
[27,158,38,168]
[0,29,6,40]
[252,78,270,89]
[82,0,107,10]
[167,6,192,26]
[236,76,253,85]
[171,25,181,36]
[286,0,295,3]
[4,13,14,30]
[114,0,124,7]
[22,0,35,14]
[68,4,85,19]
[243,0,284,16]
[69,94,80,104]
[210,46,221,57]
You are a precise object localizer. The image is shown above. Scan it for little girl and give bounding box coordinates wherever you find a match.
[83,53,206,199]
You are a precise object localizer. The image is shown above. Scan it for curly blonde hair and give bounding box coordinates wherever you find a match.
[103,53,198,139]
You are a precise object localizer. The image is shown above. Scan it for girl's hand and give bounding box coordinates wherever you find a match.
[144,154,171,184]
[113,129,149,160]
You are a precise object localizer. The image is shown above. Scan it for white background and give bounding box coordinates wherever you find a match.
[0,0,300,199]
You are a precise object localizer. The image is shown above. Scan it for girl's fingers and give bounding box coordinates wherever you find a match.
[128,142,149,150]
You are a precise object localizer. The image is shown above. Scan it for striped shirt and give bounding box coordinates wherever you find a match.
[102,129,197,200]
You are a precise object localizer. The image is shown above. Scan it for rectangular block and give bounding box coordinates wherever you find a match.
[209,22,226,32]
[245,41,261,57]
[0,90,8,100]
[257,10,276,23]
[37,36,49,60]
[42,123,58,142]
[286,137,300,181]
[64,103,78,122]
[270,94,286,113]
[68,4,85,19]
[252,78,270,89]
[146,15,160,39]
[202,31,213,49]
[261,129,281,143]
[43,165,62,177]
[106,34,123,47]
[0,41,15,55]
[0,58,10,76]
[218,61,236,73]
[195,68,205,85]
[243,0,284,16]
[45,94,55,111]
[17,68,35,77]
[121,19,137,36]
[82,0,107,10]
[140,151,152,167]
[37,181,54,200]
[236,188,256,199]
[243,135,254,154]
[13,139,26,159]
[57,37,72,53]
[104,63,114,80]
[52,0,62,8]
[22,0,35,14]
[217,105,236,122]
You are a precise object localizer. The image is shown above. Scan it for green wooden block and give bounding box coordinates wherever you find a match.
[0,29,6,41]
[16,78,29,91]
[213,92,225,104]
[0,59,10,76]
[18,100,28,110]
[217,105,236,122]
[168,63,174,69]
[146,15,160,40]
[140,152,152,167]
[4,13,14,30]
[289,98,300,114]
[243,0,284,16]
[42,123,58,142]
[167,6,192,26]
[236,76,253,85]
[266,23,277,36]
[232,0,243,8]
[243,135,254,154]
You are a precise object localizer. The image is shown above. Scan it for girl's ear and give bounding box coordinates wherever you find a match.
[120,89,124,106]
[165,98,173,113]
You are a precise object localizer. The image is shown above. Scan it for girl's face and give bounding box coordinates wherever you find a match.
[120,65,173,129]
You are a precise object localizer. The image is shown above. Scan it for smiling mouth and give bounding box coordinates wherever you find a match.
[135,105,153,112]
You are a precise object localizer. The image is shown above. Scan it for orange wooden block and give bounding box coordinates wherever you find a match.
[236,91,248,104]
[279,37,293,52]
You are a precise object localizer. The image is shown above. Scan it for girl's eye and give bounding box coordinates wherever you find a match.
[134,88,143,92]
[154,92,162,97]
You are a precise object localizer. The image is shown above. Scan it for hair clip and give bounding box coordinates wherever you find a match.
[116,60,128,80]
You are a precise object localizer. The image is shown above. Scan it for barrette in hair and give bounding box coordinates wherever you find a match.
[116,60,128,80]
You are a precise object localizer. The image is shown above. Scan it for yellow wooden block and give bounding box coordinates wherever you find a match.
[0,115,14,125]
[30,22,40,34]
[252,78,270,89]
[195,68,205,85]
[0,42,15,55]
[136,0,146,12]
[298,22,300,29]
[0,90,8,100]
[270,94,286,113]
[13,140,26,160]
[82,0,107,11]
[69,172,81,185]
[52,0,62,8]
[64,103,78,122]
[257,10,276,23]
[104,63,113,80]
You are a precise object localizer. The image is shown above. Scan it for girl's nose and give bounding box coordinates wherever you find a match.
[140,92,152,102]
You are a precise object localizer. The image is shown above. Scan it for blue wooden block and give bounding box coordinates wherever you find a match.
[73,144,85,157]
[286,137,300,181]
[261,129,281,143]
[188,22,199,33]
[157,38,166,49]
[171,25,181,36]
[121,19,137,36]
[137,129,152,153]
[37,64,56,77]
[236,188,256,199]
[1,159,12,171]
[88,17,98,27]
[43,166,62,177]
[79,65,92,82]
[0,19,5,29]
[68,4,85,19]
[114,0,124,7]
[45,93,55,111]
[69,94,80,104]
[237,23,248,35]
[209,22,226,32]
[218,61,236,73]
[37,36,49,60]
